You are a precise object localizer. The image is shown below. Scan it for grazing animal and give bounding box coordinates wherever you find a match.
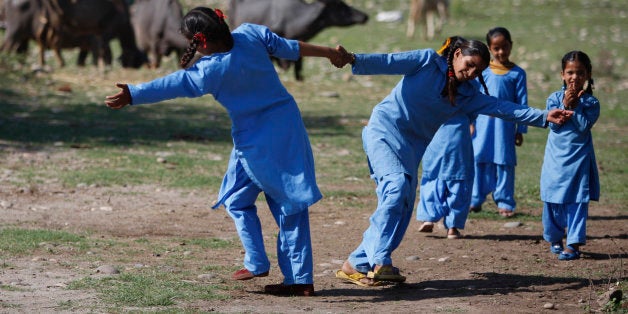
[39,0,146,68]
[406,0,450,40]
[130,0,188,68]
[229,0,368,80]
[1,0,146,68]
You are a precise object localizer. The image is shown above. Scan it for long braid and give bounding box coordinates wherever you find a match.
[180,37,200,68]
[439,36,462,105]
[445,45,458,105]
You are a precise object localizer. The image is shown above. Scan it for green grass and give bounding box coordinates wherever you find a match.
[0,228,89,256]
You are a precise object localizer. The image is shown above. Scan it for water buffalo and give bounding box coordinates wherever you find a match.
[39,0,146,68]
[1,0,146,68]
[229,0,369,81]
[130,0,188,68]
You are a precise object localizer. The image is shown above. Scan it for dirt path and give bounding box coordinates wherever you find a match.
[0,180,626,313]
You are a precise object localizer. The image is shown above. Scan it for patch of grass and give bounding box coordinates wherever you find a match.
[67,271,229,307]
[0,228,89,256]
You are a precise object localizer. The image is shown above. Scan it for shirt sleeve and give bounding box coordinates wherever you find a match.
[128,60,216,105]
[248,23,300,61]
[570,96,600,133]
[465,92,547,128]
[352,49,435,76]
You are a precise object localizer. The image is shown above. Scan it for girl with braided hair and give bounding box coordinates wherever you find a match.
[105,6,349,296]
[334,36,573,286]
[541,50,599,261]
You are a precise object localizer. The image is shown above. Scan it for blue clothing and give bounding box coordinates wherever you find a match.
[470,63,528,212]
[543,202,588,246]
[125,23,320,284]
[541,90,600,203]
[224,163,313,284]
[347,49,550,272]
[417,114,473,229]
[127,23,322,215]
[473,64,528,165]
[471,163,516,210]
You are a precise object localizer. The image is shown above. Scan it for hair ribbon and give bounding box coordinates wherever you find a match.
[437,37,451,55]
[193,32,207,48]
[214,9,227,22]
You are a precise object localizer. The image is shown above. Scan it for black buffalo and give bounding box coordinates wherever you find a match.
[131,0,188,68]
[229,0,368,81]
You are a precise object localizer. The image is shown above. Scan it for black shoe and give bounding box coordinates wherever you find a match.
[264,283,315,296]
[469,205,482,213]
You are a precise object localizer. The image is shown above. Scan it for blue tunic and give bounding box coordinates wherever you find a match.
[127,23,322,215]
[540,89,600,203]
[354,49,548,180]
[421,114,474,181]
[473,63,528,165]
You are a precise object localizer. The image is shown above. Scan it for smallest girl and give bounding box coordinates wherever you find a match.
[541,50,600,261]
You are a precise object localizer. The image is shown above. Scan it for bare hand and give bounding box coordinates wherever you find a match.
[105,83,131,109]
[330,45,354,68]
[563,83,584,110]
[514,133,523,146]
[547,109,573,125]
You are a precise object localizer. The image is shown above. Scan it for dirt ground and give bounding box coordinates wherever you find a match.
[0,151,626,313]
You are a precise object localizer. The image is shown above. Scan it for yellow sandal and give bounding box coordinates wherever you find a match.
[366,265,406,283]
[335,269,380,287]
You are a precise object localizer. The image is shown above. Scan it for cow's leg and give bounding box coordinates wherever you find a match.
[54,47,65,67]
[77,47,89,66]
[406,0,420,38]
[295,57,303,81]
[38,43,47,69]
[425,11,435,40]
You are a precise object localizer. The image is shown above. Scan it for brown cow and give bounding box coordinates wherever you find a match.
[406,0,450,40]
[37,0,146,68]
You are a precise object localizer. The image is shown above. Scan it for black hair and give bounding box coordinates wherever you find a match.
[438,36,491,105]
[179,7,233,68]
[561,50,594,95]
[486,27,512,46]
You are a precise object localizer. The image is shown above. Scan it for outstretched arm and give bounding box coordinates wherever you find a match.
[298,42,353,68]
[105,83,132,109]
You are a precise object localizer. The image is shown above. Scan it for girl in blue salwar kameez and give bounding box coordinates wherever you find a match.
[105,7,347,296]
[334,37,573,286]
[541,51,600,261]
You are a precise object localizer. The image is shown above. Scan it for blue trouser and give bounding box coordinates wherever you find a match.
[542,202,588,247]
[417,177,471,229]
[224,174,313,285]
[471,162,516,211]
[348,172,416,274]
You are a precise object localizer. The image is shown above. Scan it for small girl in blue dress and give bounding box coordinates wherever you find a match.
[541,51,600,261]
[416,113,474,240]
[470,27,528,218]
[105,7,347,296]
